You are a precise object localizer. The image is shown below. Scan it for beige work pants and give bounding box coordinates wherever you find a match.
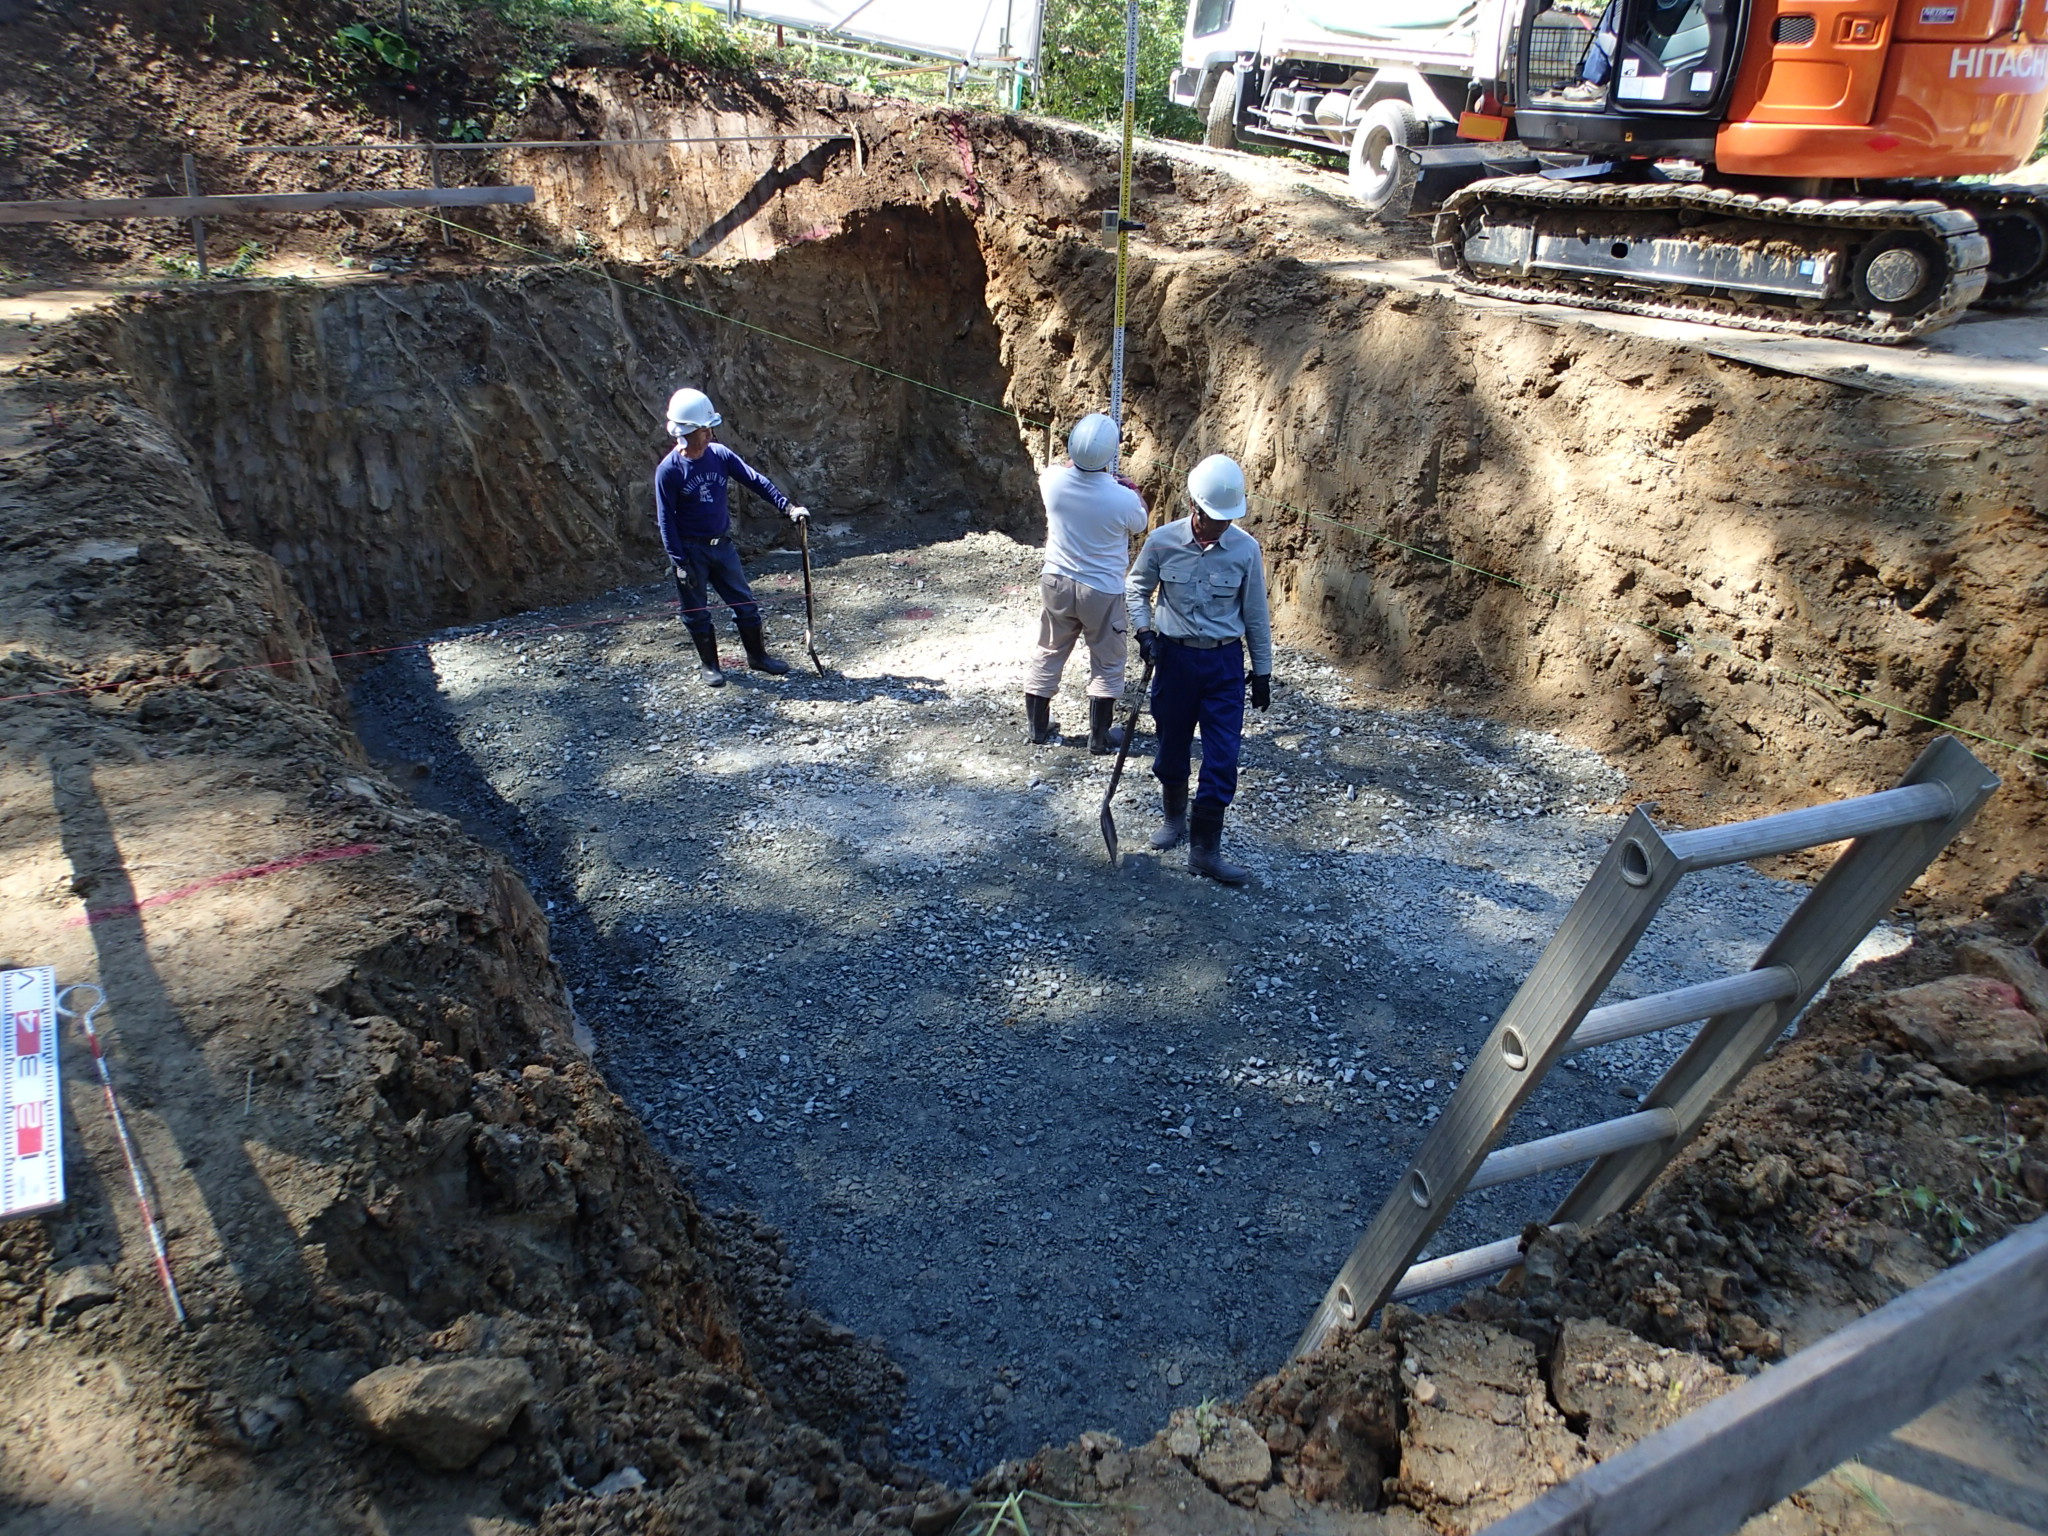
[1025,573,1129,699]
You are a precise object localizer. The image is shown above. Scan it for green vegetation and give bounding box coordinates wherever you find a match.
[156,241,270,280]
[957,1488,1100,1536]
[1039,0,1201,140]
[477,0,760,69]
[336,21,422,73]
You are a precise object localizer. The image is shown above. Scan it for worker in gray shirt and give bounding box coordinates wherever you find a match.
[1126,453,1272,886]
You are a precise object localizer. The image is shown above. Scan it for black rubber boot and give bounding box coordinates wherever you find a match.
[738,621,791,676]
[1088,697,1125,757]
[691,631,726,688]
[1024,694,1059,745]
[1188,804,1249,886]
[1150,779,1189,851]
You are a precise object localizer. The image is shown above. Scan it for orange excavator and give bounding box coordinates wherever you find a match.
[1431,0,2048,337]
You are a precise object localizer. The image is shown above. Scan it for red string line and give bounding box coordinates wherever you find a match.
[72,842,386,925]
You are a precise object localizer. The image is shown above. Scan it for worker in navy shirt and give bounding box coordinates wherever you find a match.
[656,388,809,686]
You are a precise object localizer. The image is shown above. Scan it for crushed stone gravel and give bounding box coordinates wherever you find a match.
[353,526,1903,1481]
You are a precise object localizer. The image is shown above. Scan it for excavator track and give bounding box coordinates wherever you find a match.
[1432,176,1991,344]
[1878,181,2048,310]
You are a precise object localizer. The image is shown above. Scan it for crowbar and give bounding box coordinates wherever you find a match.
[1098,656,1155,863]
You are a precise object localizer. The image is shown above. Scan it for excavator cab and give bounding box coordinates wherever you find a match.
[1426,0,2048,337]
[1514,0,1745,152]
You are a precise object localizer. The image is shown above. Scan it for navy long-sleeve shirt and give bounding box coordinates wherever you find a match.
[653,442,791,554]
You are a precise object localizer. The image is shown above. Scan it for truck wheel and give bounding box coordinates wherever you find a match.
[1348,99,1423,220]
[1204,72,1238,150]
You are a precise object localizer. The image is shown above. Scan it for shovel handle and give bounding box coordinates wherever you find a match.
[1101,656,1154,809]
[799,518,825,675]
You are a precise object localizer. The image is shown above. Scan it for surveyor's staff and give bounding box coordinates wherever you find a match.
[55,985,187,1327]
[1098,656,1154,863]
[1108,0,1139,436]
[798,516,825,676]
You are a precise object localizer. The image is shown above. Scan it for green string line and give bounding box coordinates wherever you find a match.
[351,195,2048,768]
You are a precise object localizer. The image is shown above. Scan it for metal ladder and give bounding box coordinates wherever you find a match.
[1295,735,2000,1359]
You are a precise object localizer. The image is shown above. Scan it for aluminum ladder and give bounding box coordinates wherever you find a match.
[1295,735,2000,1359]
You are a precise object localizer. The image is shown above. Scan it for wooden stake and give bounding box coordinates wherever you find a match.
[181,154,207,276]
[426,144,450,247]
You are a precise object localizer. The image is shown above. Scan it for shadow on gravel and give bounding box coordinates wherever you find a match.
[347,563,1683,1484]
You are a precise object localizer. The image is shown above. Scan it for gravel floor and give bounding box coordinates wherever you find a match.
[352,526,1900,1481]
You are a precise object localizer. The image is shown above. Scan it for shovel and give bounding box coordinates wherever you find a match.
[798,515,825,676]
[1098,657,1155,863]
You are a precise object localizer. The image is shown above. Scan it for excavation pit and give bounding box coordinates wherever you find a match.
[347,532,1891,1477]
[14,91,2043,1506]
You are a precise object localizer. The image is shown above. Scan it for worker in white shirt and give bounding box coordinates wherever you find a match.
[1022,413,1150,754]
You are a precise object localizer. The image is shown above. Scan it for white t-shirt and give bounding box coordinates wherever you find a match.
[1039,464,1148,596]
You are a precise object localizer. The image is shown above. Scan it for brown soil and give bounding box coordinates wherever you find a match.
[2,4,2046,1535]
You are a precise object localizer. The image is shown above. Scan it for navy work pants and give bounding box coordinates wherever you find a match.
[1150,637,1245,814]
[671,539,761,640]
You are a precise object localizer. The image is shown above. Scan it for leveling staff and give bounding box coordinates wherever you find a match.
[1127,453,1273,887]
[658,387,809,688]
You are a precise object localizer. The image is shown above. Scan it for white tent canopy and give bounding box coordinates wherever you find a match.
[731,0,1045,67]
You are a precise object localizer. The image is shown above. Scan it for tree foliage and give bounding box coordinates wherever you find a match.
[1039,0,1202,140]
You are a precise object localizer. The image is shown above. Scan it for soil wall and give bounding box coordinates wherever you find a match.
[78,202,1038,650]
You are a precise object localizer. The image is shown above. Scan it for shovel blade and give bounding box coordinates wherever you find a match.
[1100,800,1120,863]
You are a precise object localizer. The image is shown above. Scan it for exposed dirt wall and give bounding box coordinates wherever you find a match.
[74,203,1035,650]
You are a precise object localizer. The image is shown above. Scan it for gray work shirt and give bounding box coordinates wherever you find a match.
[1126,518,1273,675]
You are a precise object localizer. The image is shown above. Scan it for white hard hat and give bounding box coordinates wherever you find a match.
[1067,412,1120,473]
[666,387,722,435]
[1187,453,1248,519]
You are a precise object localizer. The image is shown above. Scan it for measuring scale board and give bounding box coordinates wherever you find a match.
[1,968,64,1220]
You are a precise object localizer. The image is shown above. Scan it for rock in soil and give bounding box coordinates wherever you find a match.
[1956,937,2048,1019]
[1548,1318,1733,1456]
[344,1357,537,1471]
[42,1265,119,1320]
[1867,975,2048,1083]
[1388,1314,1594,1533]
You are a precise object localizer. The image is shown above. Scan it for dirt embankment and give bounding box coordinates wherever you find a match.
[69,202,1031,650]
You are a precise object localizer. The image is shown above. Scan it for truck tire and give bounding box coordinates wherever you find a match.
[1348,98,1423,220]
[1204,71,1238,150]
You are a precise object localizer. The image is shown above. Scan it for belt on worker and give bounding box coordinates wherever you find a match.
[673,536,728,547]
[1159,632,1241,651]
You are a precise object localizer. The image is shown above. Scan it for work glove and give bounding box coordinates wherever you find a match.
[1248,674,1272,711]
[1136,629,1156,665]
[788,504,810,523]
